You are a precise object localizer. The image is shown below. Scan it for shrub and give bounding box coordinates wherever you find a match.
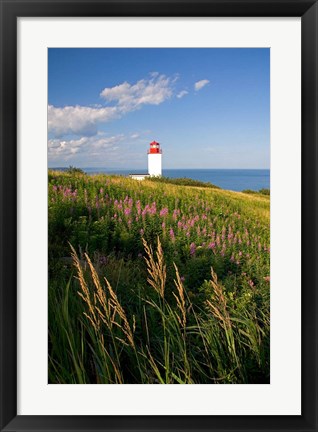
[148,176,220,189]
[66,166,85,175]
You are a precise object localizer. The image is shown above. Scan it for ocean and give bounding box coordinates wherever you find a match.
[78,168,270,192]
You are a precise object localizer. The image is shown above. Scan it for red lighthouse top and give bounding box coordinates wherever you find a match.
[148,140,162,154]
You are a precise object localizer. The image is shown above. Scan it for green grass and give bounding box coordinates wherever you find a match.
[48,171,270,384]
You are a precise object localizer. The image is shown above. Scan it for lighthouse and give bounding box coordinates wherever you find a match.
[148,140,162,177]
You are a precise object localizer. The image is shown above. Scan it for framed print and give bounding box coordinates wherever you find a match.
[0,0,317,431]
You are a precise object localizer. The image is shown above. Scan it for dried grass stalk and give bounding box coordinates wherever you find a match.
[71,245,135,349]
[105,277,135,348]
[70,244,99,332]
[206,267,231,329]
[173,263,186,328]
[142,237,166,298]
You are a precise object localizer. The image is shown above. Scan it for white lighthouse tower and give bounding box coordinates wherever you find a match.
[148,140,162,177]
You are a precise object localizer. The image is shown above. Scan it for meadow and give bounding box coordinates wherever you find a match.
[48,170,270,384]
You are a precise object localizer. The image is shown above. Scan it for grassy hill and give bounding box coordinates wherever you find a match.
[48,171,270,384]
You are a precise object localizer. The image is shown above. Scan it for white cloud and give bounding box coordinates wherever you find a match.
[177,90,188,99]
[48,132,149,167]
[100,74,173,113]
[194,79,210,91]
[48,74,174,138]
[130,133,140,139]
[48,134,124,160]
[48,105,119,137]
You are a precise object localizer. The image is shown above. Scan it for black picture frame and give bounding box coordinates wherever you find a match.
[1,1,317,431]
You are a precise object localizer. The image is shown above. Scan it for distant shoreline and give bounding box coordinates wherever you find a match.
[48,168,270,192]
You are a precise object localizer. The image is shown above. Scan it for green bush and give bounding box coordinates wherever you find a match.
[66,165,85,175]
[148,176,221,189]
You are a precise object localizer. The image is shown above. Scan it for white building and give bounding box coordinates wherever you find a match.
[129,174,150,181]
[129,140,163,180]
[147,140,162,177]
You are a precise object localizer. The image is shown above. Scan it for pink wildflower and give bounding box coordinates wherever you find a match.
[160,207,169,217]
[190,242,196,255]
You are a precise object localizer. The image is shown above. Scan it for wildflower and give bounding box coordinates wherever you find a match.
[160,207,169,217]
[169,228,175,241]
[136,200,141,215]
[150,202,157,215]
[190,242,196,256]
[173,209,180,220]
[140,228,144,236]
[208,242,216,249]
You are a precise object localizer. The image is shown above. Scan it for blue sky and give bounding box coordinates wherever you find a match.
[48,48,269,169]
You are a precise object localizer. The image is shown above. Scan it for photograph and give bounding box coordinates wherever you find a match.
[48,48,270,384]
[2,0,318,428]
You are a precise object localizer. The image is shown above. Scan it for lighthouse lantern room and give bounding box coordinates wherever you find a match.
[148,140,162,177]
